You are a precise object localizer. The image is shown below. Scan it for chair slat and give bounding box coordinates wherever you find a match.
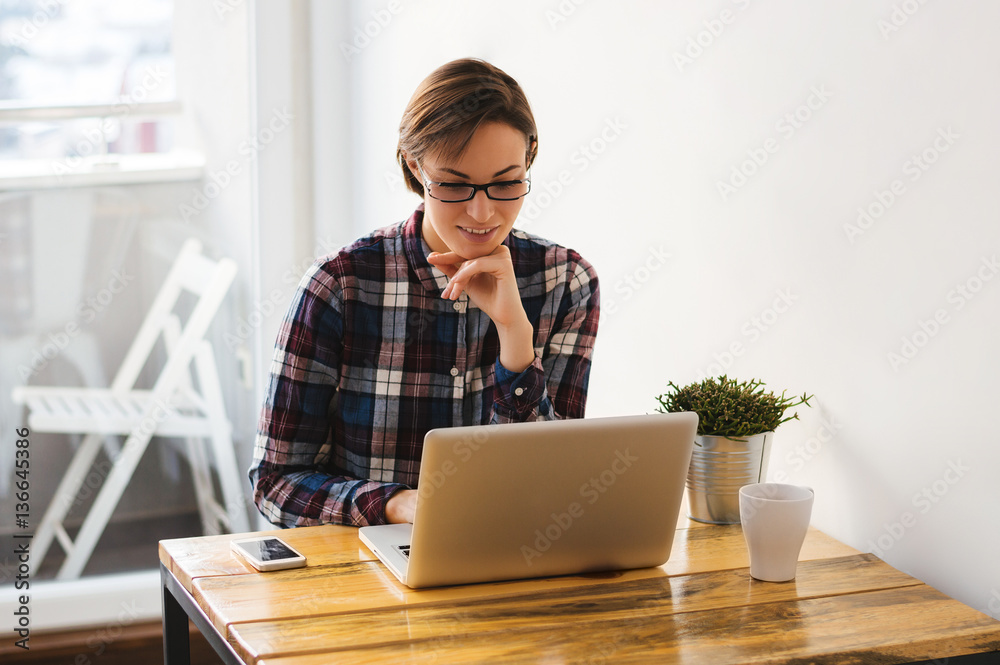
[99,393,130,418]
[116,394,146,416]
[42,395,69,417]
[61,397,89,418]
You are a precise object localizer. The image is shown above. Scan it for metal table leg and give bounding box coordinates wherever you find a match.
[161,562,244,665]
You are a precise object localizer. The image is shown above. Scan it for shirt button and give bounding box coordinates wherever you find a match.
[514,387,524,396]
[452,301,463,312]
[450,367,459,377]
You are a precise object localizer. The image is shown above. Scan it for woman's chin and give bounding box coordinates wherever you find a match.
[457,243,504,261]
[446,235,505,260]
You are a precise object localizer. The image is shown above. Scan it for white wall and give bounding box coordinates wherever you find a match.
[173,0,256,473]
[333,0,1000,618]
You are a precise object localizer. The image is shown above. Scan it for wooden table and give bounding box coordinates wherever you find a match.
[159,514,1000,664]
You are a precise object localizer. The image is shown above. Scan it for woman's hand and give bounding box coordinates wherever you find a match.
[428,245,522,325]
[385,489,418,524]
[428,246,535,372]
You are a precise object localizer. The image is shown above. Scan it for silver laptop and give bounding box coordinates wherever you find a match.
[358,412,697,588]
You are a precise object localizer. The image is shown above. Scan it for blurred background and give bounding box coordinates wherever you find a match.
[1,0,998,643]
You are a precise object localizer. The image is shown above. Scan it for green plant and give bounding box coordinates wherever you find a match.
[655,375,813,438]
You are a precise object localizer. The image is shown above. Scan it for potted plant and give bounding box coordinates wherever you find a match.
[655,375,812,524]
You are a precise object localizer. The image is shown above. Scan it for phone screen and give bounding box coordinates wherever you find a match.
[238,538,299,561]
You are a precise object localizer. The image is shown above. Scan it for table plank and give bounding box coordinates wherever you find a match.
[158,525,372,589]
[193,558,671,636]
[161,521,851,592]
[161,521,1000,665]
[181,524,856,637]
[255,584,1000,665]
[229,554,918,663]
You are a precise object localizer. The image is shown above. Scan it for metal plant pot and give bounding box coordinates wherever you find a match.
[685,432,773,524]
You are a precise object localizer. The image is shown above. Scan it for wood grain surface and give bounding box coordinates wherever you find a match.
[159,517,1000,665]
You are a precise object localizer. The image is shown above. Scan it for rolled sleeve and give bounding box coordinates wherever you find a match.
[491,356,552,422]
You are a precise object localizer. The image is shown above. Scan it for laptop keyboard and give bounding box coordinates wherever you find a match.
[397,545,410,558]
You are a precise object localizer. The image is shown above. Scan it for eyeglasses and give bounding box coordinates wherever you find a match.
[416,163,531,202]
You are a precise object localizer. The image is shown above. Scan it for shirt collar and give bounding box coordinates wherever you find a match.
[402,204,451,294]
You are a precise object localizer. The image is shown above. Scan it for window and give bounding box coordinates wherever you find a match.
[0,0,261,634]
[0,0,175,160]
[0,1,231,604]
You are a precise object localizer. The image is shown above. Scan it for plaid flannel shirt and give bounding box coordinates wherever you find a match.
[250,206,600,527]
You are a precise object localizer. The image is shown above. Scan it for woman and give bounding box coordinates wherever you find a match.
[250,58,600,527]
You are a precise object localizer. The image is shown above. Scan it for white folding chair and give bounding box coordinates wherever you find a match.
[1,188,136,495]
[12,238,250,579]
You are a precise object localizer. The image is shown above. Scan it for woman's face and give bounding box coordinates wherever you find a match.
[409,122,530,260]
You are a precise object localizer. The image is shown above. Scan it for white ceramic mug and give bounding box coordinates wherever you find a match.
[739,483,814,582]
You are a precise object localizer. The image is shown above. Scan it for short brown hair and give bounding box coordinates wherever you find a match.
[396,58,538,196]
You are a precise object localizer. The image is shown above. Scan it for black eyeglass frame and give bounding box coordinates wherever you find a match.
[416,163,531,202]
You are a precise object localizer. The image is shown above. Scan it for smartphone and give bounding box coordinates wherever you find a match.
[230,537,307,572]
